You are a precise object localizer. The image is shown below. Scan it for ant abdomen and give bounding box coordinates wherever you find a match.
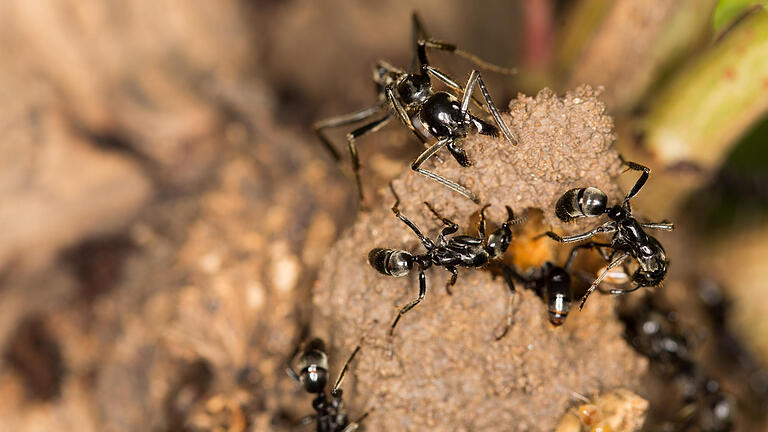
[368,248,414,277]
[297,338,329,394]
[546,267,572,326]
[555,187,608,222]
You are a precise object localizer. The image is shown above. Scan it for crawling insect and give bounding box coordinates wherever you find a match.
[286,338,367,432]
[619,297,734,432]
[542,161,675,310]
[314,13,517,204]
[369,185,519,342]
[502,260,575,328]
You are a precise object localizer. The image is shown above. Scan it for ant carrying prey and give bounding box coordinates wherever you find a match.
[286,338,368,432]
[314,13,517,205]
[542,161,674,310]
[369,185,520,344]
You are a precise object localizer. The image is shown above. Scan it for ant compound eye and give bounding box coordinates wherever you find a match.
[580,187,607,216]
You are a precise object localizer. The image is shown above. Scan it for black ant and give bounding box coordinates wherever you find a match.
[313,13,517,204]
[541,161,674,310]
[619,297,734,432]
[286,338,368,432]
[500,255,581,329]
[369,185,519,344]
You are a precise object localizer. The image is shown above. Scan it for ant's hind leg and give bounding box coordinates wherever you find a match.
[389,269,428,356]
[417,39,517,75]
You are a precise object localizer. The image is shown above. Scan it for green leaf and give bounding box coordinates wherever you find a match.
[713,0,768,34]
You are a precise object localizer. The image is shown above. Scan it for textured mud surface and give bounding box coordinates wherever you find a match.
[314,86,647,431]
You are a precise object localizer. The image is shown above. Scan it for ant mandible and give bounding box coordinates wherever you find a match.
[314,13,517,205]
[542,161,674,310]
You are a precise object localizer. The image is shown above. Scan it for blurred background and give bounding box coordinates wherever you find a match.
[0,0,766,430]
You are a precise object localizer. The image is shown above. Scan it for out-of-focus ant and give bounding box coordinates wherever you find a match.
[620,296,734,432]
[369,185,520,344]
[542,161,674,309]
[313,13,517,204]
[287,339,368,432]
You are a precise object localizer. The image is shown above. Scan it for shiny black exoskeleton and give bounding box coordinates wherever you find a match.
[369,185,518,339]
[543,161,675,310]
[313,13,517,204]
[619,297,734,432]
[500,250,583,328]
[286,339,366,432]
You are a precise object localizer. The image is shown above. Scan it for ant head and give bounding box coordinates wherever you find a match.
[297,339,329,394]
[397,74,431,106]
[368,248,414,277]
[580,187,608,217]
[486,207,516,259]
[373,60,400,86]
[606,205,625,220]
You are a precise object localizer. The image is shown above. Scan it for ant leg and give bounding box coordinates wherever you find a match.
[295,415,316,427]
[462,70,518,146]
[423,201,459,236]
[476,204,491,238]
[622,160,650,203]
[564,241,613,270]
[410,12,429,72]
[608,284,643,295]
[313,105,384,161]
[641,221,675,231]
[540,222,616,244]
[346,115,392,203]
[385,84,424,142]
[331,342,363,395]
[411,137,479,202]
[445,266,458,295]
[579,252,629,310]
[390,268,427,338]
[389,183,436,250]
[418,39,518,75]
[341,411,372,432]
[494,264,518,341]
[423,65,486,112]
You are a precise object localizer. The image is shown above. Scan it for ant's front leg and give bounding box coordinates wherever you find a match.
[621,160,651,202]
[424,201,459,238]
[389,183,435,251]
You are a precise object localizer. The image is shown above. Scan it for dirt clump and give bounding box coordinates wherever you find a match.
[313,86,647,431]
